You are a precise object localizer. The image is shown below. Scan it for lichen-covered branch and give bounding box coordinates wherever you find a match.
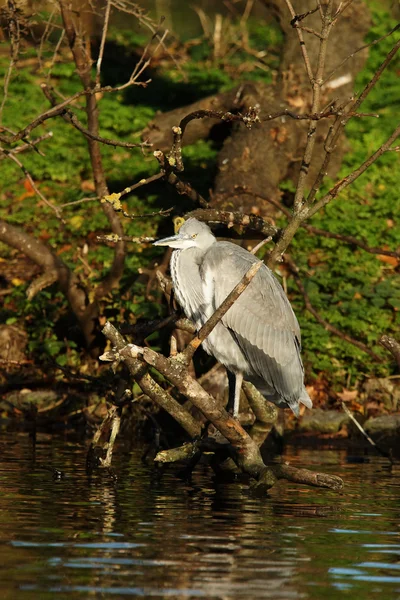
[102,322,202,438]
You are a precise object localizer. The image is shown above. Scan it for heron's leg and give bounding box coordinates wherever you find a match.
[227,370,243,418]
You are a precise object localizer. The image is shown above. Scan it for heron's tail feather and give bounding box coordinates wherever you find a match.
[288,389,312,417]
[299,389,313,409]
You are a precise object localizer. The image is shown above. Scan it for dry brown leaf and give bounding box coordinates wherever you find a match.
[377,254,399,267]
[80,179,96,192]
[337,389,358,402]
[287,95,305,108]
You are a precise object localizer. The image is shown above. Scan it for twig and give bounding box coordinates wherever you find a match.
[153,150,210,208]
[324,23,400,85]
[250,236,272,255]
[284,0,314,84]
[96,0,111,85]
[186,208,278,237]
[303,225,400,258]
[111,0,184,78]
[178,107,260,139]
[0,89,87,144]
[45,28,65,81]
[308,122,400,218]
[59,196,98,208]
[260,108,378,122]
[101,193,173,219]
[0,148,63,219]
[41,83,149,149]
[97,233,155,243]
[341,402,393,462]
[0,0,21,123]
[112,172,165,199]
[286,256,383,362]
[0,132,53,160]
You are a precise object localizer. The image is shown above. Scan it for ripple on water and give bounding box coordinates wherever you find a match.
[0,435,399,599]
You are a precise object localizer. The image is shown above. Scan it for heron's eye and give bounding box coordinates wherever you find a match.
[191,234,197,239]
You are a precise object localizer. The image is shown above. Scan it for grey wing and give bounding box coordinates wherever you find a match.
[201,242,305,402]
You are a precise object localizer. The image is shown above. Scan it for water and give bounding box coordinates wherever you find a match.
[0,434,399,599]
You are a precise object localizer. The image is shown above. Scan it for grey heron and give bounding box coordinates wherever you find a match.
[154,218,312,417]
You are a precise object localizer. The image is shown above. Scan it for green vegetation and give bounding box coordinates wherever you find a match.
[0,5,398,391]
[286,5,400,385]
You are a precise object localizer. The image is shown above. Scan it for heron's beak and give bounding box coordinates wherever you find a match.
[153,233,190,249]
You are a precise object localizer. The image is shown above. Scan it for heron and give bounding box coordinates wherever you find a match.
[154,218,312,417]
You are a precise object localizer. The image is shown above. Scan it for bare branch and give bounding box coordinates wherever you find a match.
[97,234,155,244]
[153,150,210,208]
[0,0,21,122]
[285,256,383,362]
[101,322,202,438]
[324,23,400,85]
[341,402,392,461]
[101,193,173,220]
[308,122,400,218]
[96,0,112,85]
[0,132,53,160]
[186,208,278,237]
[41,83,148,149]
[303,224,400,258]
[0,148,63,219]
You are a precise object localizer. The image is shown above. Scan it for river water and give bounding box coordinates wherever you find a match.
[0,433,399,600]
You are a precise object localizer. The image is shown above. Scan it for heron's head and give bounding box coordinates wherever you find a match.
[153,218,215,250]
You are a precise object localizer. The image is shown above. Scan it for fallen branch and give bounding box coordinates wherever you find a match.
[101,322,202,438]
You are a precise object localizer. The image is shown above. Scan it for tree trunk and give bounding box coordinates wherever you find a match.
[213,0,371,215]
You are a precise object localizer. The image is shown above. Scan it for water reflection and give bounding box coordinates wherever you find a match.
[0,434,399,599]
